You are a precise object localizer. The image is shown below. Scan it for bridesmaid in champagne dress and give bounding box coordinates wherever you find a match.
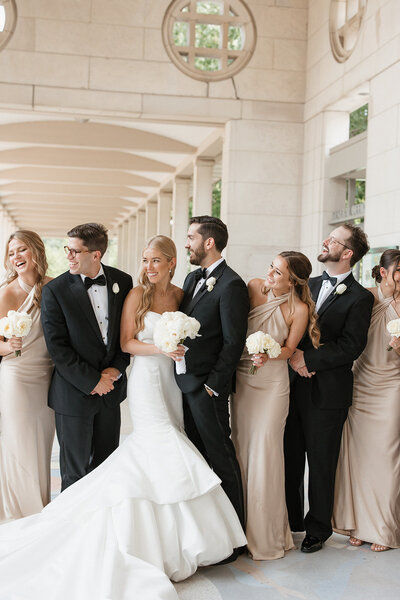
[333,249,400,551]
[231,251,320,560]
[0,231,54,522]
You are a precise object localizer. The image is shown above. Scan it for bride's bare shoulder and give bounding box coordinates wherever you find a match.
[171,284,184,304]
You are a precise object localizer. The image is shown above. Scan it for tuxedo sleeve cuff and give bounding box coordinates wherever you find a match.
[205,384,219,397]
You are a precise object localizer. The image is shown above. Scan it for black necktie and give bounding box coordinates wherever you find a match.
[194,268,208,282]
[322,271,337,286]
[84,274,106,289]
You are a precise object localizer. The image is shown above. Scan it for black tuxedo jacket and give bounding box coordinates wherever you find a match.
[41,265,133,417]
[295,272,374,409]
[176,260,249,396]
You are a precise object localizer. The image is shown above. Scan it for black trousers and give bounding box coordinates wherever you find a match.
[183,386,245,529]
[55,402,121,491]
[284,379,348,541]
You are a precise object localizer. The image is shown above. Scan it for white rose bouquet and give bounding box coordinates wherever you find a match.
[0,310,33,356]
[246,330,281,374]
[153,311,201,374]
[386,317,400,351]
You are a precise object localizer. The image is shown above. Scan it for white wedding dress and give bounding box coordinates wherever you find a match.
[0,311,246,600]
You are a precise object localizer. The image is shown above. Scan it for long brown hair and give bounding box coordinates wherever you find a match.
[371,249,400,300]
[279,251,320,349]
[3,230,48,307]
[135,235,177,332]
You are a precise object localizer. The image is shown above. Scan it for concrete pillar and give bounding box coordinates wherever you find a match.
[192,158,214,217]
[116,224,123,270]
[134,208,146,283]
[157,191,172,237]
[127,214,137,278]
[145,199,157,240]
[119,220,130,273]
[172,177,190,287]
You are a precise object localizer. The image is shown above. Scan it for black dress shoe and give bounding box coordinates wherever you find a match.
[301,535,323,553]
[213,546,244,566]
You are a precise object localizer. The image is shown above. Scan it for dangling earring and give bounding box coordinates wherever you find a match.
[169,268,172,274]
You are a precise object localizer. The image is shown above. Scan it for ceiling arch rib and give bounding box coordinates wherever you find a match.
[0,182,146,198]
[0,148,175,172]
[0,167,158,187]
[0,121,196,154]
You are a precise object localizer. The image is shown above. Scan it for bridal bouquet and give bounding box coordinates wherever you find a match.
[0,310,32,356]
[246,330,281,374]
[154,311,201,374]
[386,317,400,351]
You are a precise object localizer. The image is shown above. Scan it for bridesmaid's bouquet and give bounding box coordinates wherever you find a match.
[246,330,281,374]
[0,310,32,356]
[154,311,201,374]
[386,318,400,351]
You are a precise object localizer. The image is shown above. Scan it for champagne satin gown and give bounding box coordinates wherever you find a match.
[231,290,294,559]
[0,279,54,522]
[333,287,400,547]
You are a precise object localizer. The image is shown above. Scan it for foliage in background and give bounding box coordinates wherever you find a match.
[349,104,368,138]
[173,1,243,72]
[44,238,118,278]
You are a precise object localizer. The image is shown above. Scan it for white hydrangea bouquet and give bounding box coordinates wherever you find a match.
[0,310,33,356]
[153,311,201,374]
[386,317,400,351]
[246,330,281,374]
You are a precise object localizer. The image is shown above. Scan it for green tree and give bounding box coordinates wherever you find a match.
[349,104,368,138]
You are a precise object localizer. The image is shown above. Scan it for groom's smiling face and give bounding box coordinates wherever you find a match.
[66,237,99,277]
[185,223,207,266]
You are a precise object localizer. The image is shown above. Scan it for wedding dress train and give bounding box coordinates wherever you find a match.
[0,311,246,599]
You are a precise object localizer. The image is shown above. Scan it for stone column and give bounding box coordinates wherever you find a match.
[221,119,304,280]
[120,220,130,273]
[157,190,172,237]
[192,157,214,217]
[145,199,157,239]
[172,177,190,286]
[134,208,146,283]
[127,214,137,278]
[365,61,400,247]
[116,224,123,270]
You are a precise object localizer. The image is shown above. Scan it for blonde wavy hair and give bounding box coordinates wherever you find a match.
[3,230,48,308]
[135,235,177,333]
[263,251,320,349]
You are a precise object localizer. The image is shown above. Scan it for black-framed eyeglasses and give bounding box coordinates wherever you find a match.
[64,246,90,258]
[326,236,350,250]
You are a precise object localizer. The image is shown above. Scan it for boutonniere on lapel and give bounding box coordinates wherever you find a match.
[206,277,216,292]
[334,283,347,296]
[112,283,120,294]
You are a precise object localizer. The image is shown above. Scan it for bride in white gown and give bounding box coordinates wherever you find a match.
[0,235,246,600]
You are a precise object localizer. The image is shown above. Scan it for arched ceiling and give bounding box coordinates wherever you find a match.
[0,117,217,237]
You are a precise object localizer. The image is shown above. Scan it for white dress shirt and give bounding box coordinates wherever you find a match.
[192,257,224,397]
[81,265,109,345]
[192,257,225,297]
[315,269,351,312]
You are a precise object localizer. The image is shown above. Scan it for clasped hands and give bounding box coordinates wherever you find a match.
[91,367,121,396]
[289,348,315,378]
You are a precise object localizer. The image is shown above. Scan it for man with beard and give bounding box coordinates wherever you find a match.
[284,224,374,553]
[175,216,249,559]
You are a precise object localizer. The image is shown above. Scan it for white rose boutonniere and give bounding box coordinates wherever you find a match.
[206,276,216,292]
[112,283,120,294]
[335,283,347,295]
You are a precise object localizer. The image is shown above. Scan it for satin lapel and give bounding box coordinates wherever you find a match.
[317,273,355,318]
[68,274,104,345]
[309,276,323,304]
[186,260,226,315]
[104,265,117,351]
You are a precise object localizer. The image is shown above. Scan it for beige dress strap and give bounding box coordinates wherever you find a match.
[247,290,289,336]
[16,278,36,313]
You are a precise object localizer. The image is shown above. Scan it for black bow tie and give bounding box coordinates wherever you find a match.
[322,271,337,286]
[84,274,106,289]
[194,268,208,282]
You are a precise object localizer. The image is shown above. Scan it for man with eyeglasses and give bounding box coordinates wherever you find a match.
[284,224,374,554]
[41,223,132,490]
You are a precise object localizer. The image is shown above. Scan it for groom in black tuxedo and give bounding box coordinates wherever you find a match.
[176,216,249,536]
[284,223,374,553]
[41,223,132,490]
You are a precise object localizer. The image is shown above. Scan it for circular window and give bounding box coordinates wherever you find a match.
[162,0,257,82]
[0,0,17,52]
[329,0,366,63]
